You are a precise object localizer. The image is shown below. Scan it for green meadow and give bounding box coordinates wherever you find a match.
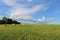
[0,24,60,40]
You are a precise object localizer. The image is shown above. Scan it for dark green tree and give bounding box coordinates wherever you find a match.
[0,17,21,24]
[2,17,7,24]
[7,18,13,24]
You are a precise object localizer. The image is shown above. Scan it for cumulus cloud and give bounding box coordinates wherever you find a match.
[15,16,54,24]
[36,16,54,24]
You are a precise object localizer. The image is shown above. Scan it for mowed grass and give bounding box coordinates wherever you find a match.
[0,24,60,40]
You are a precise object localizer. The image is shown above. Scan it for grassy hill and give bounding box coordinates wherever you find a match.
[0,24,60,40]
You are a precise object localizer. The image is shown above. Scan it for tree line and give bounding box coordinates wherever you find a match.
[0,17,21,24]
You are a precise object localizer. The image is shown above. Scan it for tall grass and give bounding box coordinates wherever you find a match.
[0,24,60,40]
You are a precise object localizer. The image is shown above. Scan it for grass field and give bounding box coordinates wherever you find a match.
[0,24,60,40]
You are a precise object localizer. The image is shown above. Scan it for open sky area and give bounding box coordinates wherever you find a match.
[0,0,60,24]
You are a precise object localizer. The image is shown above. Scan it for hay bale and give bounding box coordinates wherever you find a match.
[22,24,24,25]
[12,24,16,26]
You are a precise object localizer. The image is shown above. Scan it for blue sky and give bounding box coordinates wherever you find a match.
[0,0,60,24]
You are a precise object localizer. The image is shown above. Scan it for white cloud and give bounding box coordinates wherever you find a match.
[43,7,49,11]
[14,16,54,24]
[0,15,3,20]
[36,16,54,24]
[2,0,51,24]
[3,0,17,6]
[10,3,49,24]
[10,4,46,19]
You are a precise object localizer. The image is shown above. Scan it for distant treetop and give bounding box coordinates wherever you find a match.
[0,17,21,24]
